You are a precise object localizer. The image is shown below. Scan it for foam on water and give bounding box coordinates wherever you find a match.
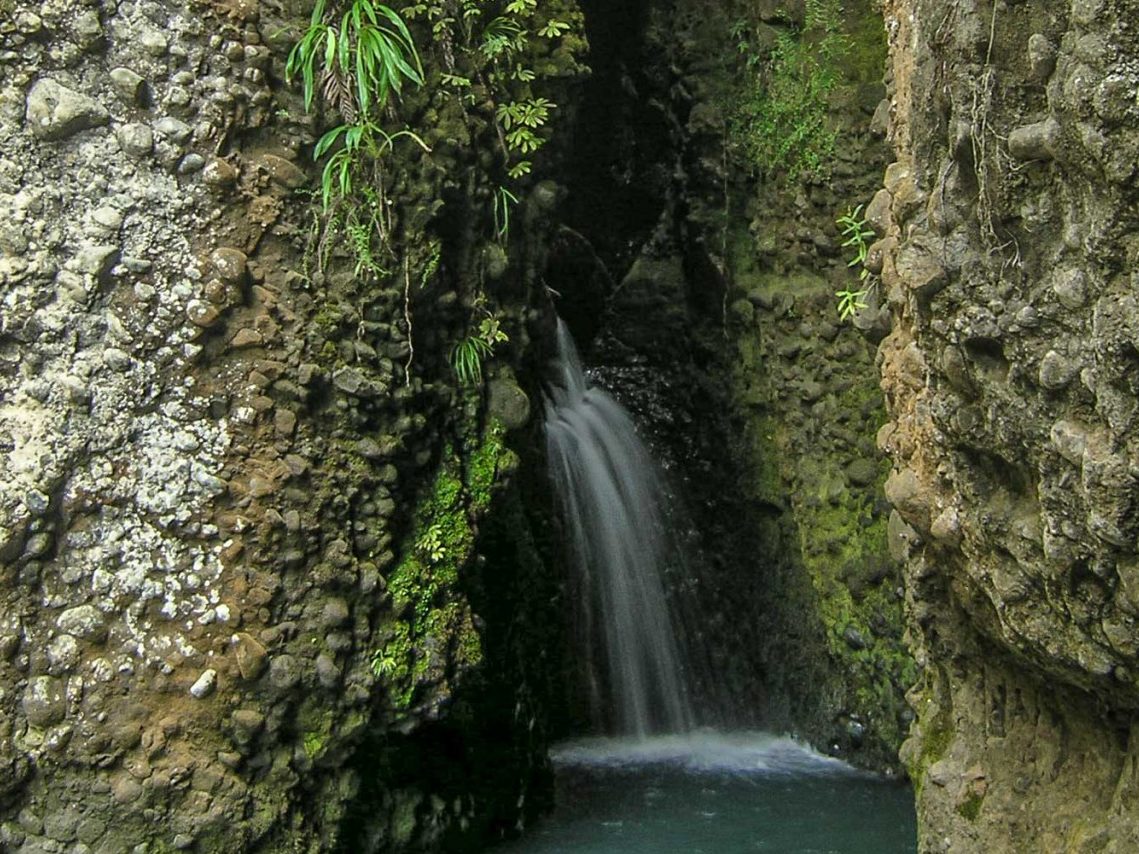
[550,730,864,778]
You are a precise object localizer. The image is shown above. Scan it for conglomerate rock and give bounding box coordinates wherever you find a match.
[0,0,582,850]
[875,0,1139,849]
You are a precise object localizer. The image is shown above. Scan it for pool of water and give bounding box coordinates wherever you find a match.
[498,731,917,854]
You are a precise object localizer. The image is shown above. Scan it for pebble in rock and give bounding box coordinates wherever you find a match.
[189,669,218,699]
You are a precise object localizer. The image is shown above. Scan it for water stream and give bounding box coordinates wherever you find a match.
[531,321,915,852]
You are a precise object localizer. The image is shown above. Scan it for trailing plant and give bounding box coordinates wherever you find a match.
[729,0,849,182]
[835,203,876,321]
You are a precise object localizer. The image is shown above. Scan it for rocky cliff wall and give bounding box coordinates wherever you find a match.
[875,0,1139,849]
[0,1,582,850]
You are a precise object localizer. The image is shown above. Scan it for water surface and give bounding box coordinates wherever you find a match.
[501,731,916,853]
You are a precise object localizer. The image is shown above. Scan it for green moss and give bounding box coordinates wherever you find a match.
[374,422,511,710]
[297,698,335,760]
[957,790,984,822]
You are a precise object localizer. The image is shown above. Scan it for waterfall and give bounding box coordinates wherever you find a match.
[544,319,694,737]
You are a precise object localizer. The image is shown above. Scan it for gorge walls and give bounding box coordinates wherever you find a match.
[876,0,1139,848]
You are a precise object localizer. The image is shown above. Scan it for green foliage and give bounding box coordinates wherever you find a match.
[285,0,424,119]
[450,313,509,385]
[730,0,849,182]
[835,203,876,320]
[314,119,429,208]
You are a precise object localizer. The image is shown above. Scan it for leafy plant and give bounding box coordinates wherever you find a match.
[451,314,510,385]
[285,0,424,120]
[417,523,448,562]
[835,203,877,320]
[314,119,430,208]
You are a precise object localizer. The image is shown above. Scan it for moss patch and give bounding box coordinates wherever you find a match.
[375,421,513,711]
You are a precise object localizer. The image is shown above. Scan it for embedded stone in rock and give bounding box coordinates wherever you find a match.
[887,510,920,563]
[22,676,66,728]
[269,654,301,689]
[258,153,307,189]
[46,634,80,675]
[231,637,267,682]
[1027,34,1057,81]
[485,244,509,280]
[186,299,221,328]
[73,244,120,280]
[845,459,879,488]
[210,247,249,283]
[1052,269,1087,309]
[109,68,146,104]
[865,188,893,236]
[322,599,350,629]
[155,117,193,145]
[1039,350,1077,390]
[488,376,531,430]
[57,605,106,641]
[189,669,218,699]
[203,157,239,188]
[885,469,929,529]
[1008,118,1060,162]
[315,654,339,688]
[230,328,263,349]
[118,122,154,157]
[333,368,364,395]
[26,79,110,140]
[91,206,124,233]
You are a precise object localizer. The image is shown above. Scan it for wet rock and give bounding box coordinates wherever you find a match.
[26,79,110,140]
[488,376,531,430]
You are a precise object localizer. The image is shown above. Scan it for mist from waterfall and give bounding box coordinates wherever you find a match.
[544,319,694,738]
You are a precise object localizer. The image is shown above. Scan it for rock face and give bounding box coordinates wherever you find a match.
[0,0,584,851]
[876,0,1139,848]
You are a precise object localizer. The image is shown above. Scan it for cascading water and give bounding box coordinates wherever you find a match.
[502,320,917,852]
[544,319,693,737]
